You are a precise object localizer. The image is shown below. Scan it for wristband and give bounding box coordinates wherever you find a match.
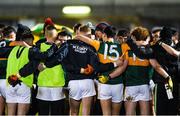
[165,75,171,83]
[80,68,85,74]
[159,41,163,46]
[166,75,170,79]
[107,75,111,80]
[42,63,47,69]
[16,73,21,78]
[113,62,117,68]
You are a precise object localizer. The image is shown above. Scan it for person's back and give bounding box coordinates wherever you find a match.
[59,25,97,115]
[62,39,96,80]
[0,24,25,115]
[152,43,177,83]
[6,25,34,115]
[151,27,179,115]
[75,25,127,115]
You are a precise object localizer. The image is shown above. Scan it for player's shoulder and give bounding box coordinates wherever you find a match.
[121,43,130,52]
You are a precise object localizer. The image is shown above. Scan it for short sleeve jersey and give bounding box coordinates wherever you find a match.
[89,39,124,84]
[121,43,151,86]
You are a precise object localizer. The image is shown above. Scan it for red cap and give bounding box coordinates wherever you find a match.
[44,17,54,26]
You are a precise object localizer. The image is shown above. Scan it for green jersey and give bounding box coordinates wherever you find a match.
[124,49,151,86]
[95,41,123,84]
[0,40,16,79]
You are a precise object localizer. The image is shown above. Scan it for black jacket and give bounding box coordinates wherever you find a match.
[45,40,114,81]
[152,43,178,83]
[18,44,58,76]
[0,44,57,79]
[126,38,178,83]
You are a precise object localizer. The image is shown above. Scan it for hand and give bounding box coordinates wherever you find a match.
[98,75,110,84]
[8,74,22,87]
[23,41,31,48]
[74,34,81,40]
[74,35,79,40]
[81,64,94,75]
[55,40,61,46]
[165,76,173,90]
[149,79,155,92]
[156,40,163,46]
[114,57,124,67]
[32,84,37,89]
[38,63,46,72]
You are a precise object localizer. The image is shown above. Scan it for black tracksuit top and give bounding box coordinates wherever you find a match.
[45,39,114,81]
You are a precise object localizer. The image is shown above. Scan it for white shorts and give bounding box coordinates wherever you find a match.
[68,79,96,100]
[124,84,151,102]
[6,83,31,104]
[94,79,99,86]
[36,87,65,101]
[98,83,124,103]
[0,79,6,98]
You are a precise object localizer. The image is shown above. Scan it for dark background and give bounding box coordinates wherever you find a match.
[0,0,180,30]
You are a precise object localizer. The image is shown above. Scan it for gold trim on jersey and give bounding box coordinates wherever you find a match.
[0,58,7,60]
[128,57,149,66]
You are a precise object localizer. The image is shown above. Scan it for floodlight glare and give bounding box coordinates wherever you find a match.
[62,6,91,15]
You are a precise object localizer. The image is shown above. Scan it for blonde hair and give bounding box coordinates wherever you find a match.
[79,25,91,33]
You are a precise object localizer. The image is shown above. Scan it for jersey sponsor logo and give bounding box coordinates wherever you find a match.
[125,96,134,101]
[73,45,88,54]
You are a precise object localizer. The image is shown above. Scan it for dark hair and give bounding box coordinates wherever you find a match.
[2,26,16,37]
[117,28,129,37]
[171,28,178,36]
[73,23,82,33]
[58,30,72,39]
[21,33,34,41]
[160,26,173,45]
[91,28,95,35]
[103,26,116,38]
[160,27,173,39]
[0,24,5,30]
[16,24,32,41]
[95,22,109,32]
[46,25,56,31]
[148,30,154,43]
